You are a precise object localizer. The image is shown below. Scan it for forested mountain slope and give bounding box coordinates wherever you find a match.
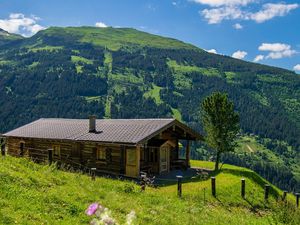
[0,26,299,190]
[0,28,23,46]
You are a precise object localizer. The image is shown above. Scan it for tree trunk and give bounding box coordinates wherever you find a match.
[215,151,220,171]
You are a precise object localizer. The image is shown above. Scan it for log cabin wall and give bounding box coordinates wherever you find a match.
[82,142,125,175]
[6,137,31,158]
[6,137,126,176]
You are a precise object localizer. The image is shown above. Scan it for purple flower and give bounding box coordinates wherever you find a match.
[86,203,99,216]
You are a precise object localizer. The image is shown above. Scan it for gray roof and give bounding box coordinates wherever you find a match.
[3,118,202,145]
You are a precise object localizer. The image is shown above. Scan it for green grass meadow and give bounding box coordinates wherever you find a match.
[0,156,299,224]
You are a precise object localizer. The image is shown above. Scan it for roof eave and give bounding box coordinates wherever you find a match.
[4,135,139,146]
[136,119,203,145]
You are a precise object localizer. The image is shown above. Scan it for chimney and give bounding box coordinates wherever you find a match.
[89,115,96,133]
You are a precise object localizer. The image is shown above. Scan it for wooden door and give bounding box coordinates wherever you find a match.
[160,146,170,173]
[125,147,140,177]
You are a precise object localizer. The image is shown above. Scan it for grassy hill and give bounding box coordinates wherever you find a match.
[1,156,299,224]
[38,26,199,51]
[0,28,23,46]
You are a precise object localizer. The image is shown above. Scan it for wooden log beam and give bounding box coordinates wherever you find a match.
[136,145,141,177]
[185,140,190,168]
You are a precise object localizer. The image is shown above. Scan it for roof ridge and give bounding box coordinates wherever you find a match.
[39,118,175,121]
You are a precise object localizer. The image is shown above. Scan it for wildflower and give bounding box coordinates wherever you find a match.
[86,202,135,225]
[86,203,99,216]
[101,214,116,225]
[90,218,100,225]
[126,210,136,225]
[95,205,106,217]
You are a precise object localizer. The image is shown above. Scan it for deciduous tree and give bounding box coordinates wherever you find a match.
[201,92,240,171]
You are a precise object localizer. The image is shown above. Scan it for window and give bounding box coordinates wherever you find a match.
[53,145,60,157]
[96,146,106,160]
[106,148,112,162]
[71,143,81,157]
[126,148,136,166]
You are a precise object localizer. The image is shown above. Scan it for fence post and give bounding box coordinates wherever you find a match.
[296,193,299,208]
[141,174,146,191]
[1,144,5,157]
[20,143,24,157]
[177,175,183,198]
[48,149,53,165]
[91,168,96,181]
[211,177,216,197]
[282,191,288,202]
[264,184,270,201]
[241,178,246,199]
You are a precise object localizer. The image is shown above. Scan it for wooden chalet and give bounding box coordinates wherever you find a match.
[3,117,202,178]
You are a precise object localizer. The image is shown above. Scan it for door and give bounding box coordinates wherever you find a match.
[160,146,170,173]
[125,147,140,177]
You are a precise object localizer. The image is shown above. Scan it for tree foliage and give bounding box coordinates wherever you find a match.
[201,92,240,170]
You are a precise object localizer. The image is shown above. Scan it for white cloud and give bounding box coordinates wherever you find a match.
[198,2,298,24]
[9,13,24,19]
[257,43,297,60]
[250,3,299,23]
[0,13,45,36]
[293,64,300,71]
[232,50,247,59]
[206,49,218,54]
[191,0,254,7]
[233,23,243,29]
[253,55,264,62]
[28,24,45,34]
[95,22,108,28]
[258,43,291,52]
[202,6,243,24]
[266,49,297,59]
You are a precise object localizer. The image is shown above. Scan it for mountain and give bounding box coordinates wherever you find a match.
[0,28,23,46]
[0,26,300,190]
[1,155,299,224]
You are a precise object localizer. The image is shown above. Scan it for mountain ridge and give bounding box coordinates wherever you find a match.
[0,28,24,46]
[23,26,298,74]
[2,25,297,75]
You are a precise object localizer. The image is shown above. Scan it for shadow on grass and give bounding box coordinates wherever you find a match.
[219,168,280,199]
[244,198,264,215]
[152,167,276,188]
[153,168,213,187]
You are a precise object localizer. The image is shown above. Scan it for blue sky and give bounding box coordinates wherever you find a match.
[0,0,299,72]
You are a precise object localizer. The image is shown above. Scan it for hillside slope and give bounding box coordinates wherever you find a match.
[1,156,299,224]
[0,27,299,142]
[0,26,300,191]
[0,28,23,46]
